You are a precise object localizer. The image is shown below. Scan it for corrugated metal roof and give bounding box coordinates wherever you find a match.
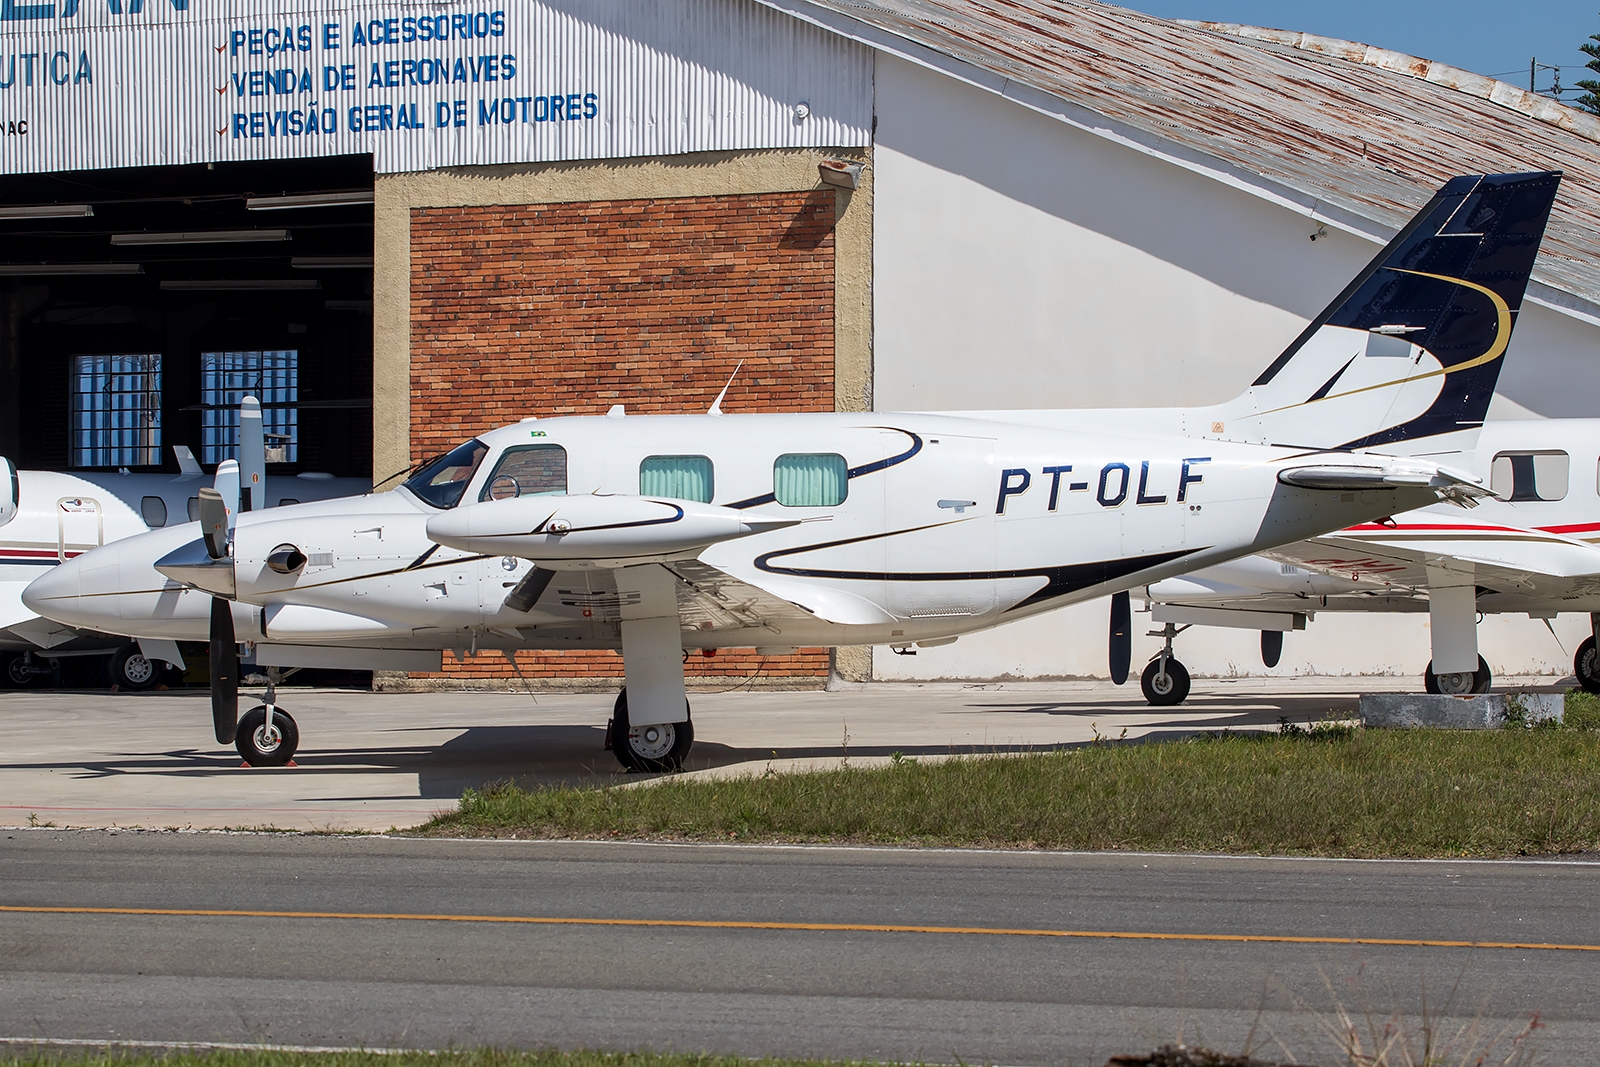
[763,0,1600,314]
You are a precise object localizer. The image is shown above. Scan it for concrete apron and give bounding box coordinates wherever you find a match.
[0,676,1574,832]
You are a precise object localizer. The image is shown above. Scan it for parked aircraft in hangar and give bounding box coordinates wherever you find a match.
[23,172,1561,770]
[0,399,366,687]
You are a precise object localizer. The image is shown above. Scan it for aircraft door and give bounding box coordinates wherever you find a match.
[57,496,103,561]
[0,458,15,527]
[884,434,997,621]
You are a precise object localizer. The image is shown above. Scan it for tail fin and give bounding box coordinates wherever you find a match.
[1214,171,1560,452]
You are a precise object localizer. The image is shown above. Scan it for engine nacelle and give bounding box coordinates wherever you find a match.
[425,494,795,567]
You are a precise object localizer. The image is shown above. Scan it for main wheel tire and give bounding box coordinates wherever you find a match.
[610,689,693,772]
[110,644,160,691]
[2,654,36,689]
[235,705,299,767]
[1576,637,1600,694]
[1424,656,1491,695]
[1140,657,1191,706]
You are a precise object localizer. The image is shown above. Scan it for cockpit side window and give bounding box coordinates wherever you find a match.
[403,439,489,509]
[481,445,568,501]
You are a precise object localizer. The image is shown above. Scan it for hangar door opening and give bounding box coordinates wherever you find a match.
[0,155,374,483]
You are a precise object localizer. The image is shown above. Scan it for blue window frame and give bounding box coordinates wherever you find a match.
[70,354,162,468]
[201,350,298,465]
[774,453,847,507]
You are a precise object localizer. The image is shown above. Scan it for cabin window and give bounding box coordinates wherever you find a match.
[200,350,298,465]
[187,497,200,522]
[640,455,713,503]
[404,438,489,509]
[70,354,162,468]
[140,496,167,528]
[1490,450,1568,502]
[774,453,848,507]
[481,445,568,501]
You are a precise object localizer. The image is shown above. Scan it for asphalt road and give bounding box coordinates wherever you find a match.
[1,833,1594,1065]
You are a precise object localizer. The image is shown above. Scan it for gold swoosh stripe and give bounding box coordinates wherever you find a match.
[1254,268,1511,418]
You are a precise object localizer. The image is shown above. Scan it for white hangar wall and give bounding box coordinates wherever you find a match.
[868,52,1596,682]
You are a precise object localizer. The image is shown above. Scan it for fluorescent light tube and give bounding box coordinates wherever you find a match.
[246,191,373,210]
[291,256,374,269]
[0,262,141,275]
[0,204,94,219]
[160,279,320,290]
[112,230,290,245]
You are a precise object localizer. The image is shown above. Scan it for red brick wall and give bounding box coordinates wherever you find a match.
[408,190,837,680]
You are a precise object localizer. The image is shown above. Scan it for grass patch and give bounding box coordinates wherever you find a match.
[419,726,1600,857]
[0,1051,866,1067]
[1564,687,1600,730]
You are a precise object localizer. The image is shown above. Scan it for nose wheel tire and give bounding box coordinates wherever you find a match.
[1141,657,1191,706]
[235,705,299,767]
[609,689,693,773]
[1424,656,1491,695]
[1576,637,1600,694]
[110,644,160,691]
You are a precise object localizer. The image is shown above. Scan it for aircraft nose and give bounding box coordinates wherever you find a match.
[21,554,86,625]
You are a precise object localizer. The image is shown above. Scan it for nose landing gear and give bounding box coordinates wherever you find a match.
[234,669,301,767]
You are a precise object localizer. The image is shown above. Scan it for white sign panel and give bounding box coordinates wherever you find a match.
[0,0,872,174]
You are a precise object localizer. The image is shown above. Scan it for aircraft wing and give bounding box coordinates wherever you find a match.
[1265,521,1600,602]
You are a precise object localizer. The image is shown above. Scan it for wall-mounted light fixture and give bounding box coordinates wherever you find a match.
[290,256,374,269]
[817,159,863,190]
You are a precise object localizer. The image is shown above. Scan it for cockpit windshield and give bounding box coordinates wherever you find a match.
[402,438,488,509]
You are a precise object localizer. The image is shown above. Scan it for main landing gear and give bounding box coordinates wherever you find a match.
[1423,656,1492,696]
[1577,635,1600,695]
[607,688,693,773]
[1140,622,1192,706]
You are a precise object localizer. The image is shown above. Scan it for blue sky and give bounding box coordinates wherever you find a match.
[1118,0,1600,90]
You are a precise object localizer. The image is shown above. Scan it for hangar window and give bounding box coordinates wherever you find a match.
[481,445,568,501]
[201,351,298,465]
[69,354,162,468]
[640,455,713,503]
[1490,451,1568,502]
[774,453,848,507]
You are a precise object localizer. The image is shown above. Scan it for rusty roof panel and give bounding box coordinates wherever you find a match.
[784,0,1600,308]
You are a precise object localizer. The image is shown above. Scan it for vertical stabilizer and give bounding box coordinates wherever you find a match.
[1210,171,1560,452]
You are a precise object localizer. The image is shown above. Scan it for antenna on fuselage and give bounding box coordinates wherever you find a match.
[707,360,743,416]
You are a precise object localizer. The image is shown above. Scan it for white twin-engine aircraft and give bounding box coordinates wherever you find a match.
[23,171,1561,770]
[1136,417,1600,703]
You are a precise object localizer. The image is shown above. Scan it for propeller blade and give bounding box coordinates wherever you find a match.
[213,459,241,532]
[197,488,230,560]
[1261,629,1284,669]
[238,395,264,514]
[1109,590,1131,685]
[210,597,238,745]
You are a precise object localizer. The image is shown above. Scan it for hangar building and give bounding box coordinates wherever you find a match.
[3,0,1598,686]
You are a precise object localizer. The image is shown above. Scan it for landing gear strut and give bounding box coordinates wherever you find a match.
[1140,622,1192,706]
[608,688,693,773]
[236,669,300,767]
